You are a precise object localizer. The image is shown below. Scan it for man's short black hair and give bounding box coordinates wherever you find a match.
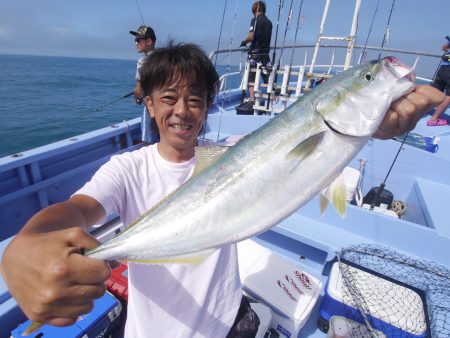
[141,42,219,107]
[252,1,266,14]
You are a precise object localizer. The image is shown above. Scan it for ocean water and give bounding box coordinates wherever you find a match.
[0,54,138,158]
[0,54,238,158]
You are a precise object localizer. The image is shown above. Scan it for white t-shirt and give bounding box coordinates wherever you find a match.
[75,144,242,338]
[135,51,152,81]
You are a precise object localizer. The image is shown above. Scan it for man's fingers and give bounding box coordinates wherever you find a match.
[374,85,445,140]
[68,252,111,285]
[51,284,106,306]
[34,301,96,327]
[373,109,400,140]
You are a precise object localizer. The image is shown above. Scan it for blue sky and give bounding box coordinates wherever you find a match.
[0,0,448,68]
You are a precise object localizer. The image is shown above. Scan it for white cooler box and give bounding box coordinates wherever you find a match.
[238,240,323,338]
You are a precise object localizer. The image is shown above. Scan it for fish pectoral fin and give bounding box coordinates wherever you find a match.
[287,132,324,162]
[193,145,231,176]
[320,174,347,218]
[126,248,217,265]
[23,321,43,336]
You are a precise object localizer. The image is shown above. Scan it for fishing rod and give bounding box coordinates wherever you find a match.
[271,0,284,66]
[276,0,294,67]
[369,0,402,211]
[93,92,134,112]
[358,0,381,63]
[214,0,229,68]
[369,132,407,211]
[377,0,396,59]
[266,0,292,109]
[135,0,146,25]
[208,0,240,142]
[288,0,304,67]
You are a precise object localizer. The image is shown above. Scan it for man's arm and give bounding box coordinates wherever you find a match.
[0,195,110,328]
[240,32,254,47]
[374,85,445,139]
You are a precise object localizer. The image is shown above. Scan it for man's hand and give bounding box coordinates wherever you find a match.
[240,40,247,47]
[0,197,110,328]
[374,85,444,139]
[1,228,110,327]
[134,82,144,105]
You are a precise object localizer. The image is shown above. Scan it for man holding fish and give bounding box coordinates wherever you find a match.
[1,41,444,338]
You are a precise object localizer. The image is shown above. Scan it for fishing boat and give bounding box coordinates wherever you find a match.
[1,0,449,337]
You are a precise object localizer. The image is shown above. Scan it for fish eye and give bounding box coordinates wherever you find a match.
[363,72,373,82]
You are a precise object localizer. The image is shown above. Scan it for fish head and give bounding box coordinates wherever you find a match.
[315,56,416,137]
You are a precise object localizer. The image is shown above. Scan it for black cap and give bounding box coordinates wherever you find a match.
[129,25,156,43]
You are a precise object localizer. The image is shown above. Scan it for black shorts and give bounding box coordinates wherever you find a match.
[431,65,450,95]
[226,296,260,338]
[248,55,271,84]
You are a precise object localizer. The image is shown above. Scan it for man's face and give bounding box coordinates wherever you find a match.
[145,79,208,161]
[135,37,153,53]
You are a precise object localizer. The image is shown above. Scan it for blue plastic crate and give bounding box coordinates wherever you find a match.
[11,291,122,338]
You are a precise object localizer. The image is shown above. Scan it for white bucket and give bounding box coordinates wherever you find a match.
[342,167,361,202]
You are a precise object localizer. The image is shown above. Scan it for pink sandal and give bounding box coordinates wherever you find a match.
[427,119,448,126]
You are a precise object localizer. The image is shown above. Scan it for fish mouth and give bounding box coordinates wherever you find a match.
[384,56,416,82]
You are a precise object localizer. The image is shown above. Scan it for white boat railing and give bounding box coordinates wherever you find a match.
[213,43,441,115]
[211,44,441,83]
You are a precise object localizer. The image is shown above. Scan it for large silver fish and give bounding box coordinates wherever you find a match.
[86,56,415,263]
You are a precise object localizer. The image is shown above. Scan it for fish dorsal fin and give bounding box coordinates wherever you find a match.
[319,173,347,217]
[125,248,217,265]
[193,145,230,176]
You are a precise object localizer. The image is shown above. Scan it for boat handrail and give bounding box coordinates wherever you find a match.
[219,71,241,91]
[209,44,442,61]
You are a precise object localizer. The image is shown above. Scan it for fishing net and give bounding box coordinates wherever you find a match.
[333,244,450,338]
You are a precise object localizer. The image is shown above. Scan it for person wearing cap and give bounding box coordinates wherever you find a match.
[130,25,159,143]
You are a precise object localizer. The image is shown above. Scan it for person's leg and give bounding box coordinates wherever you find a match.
[247,63,257,102]
[249,85,255,102]
[429,95,450,122]
[428,94,450,126]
